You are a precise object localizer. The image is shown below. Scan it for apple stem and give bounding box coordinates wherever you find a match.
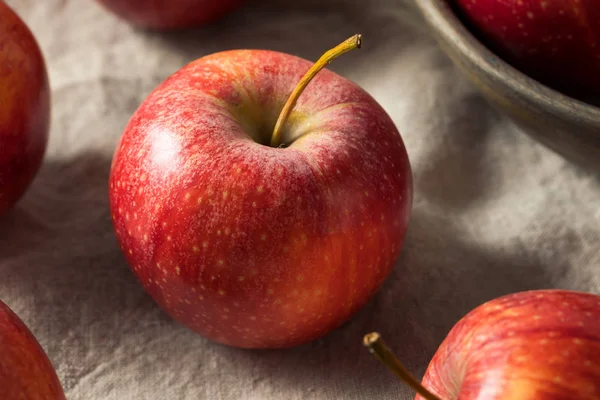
[270,34,362,148]
[363,332,442,400]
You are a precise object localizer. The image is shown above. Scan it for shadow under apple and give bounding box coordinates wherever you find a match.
[0,152,170,391]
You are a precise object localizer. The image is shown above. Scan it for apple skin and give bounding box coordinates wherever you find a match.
[109,49,412,349]
[416,290,600,399]
[0,300,65,400]
[0,1,50,216]
[452,0,600,96]
[95,0,246,30]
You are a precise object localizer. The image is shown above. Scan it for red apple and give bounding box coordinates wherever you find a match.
[109,35,412,349]
[452,0,600,96]
[418,290,600,399]
[0,300,65,400]
[95,0,247,30]
[365,290,600,399]
[0,2,50,216]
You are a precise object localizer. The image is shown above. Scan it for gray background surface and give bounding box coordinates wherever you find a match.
[2,0,599,399]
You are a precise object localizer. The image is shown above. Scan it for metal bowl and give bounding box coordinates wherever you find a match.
[414,0,600,170]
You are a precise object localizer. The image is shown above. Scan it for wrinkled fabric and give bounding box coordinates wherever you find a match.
[1,0,599,399]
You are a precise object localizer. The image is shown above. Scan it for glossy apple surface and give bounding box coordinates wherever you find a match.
[96,0,246,30]
[0,300,65,400]
[109,49,412,349]
[453,0,600,96]
[417,290,600,399]
[0,2,50,216]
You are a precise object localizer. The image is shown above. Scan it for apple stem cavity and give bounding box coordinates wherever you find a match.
[270,34,362,148]
[363,332,442,400]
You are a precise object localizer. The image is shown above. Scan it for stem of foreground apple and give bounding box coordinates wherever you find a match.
[363,333,442,400]
[270,34,362,148]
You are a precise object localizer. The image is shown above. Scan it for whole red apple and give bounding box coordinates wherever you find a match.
[109,35,412,349]
[95,0,246,30]
[0,2,50,216]
[453,0,600,96]
[0,300,65,400]
[416,290,600,399]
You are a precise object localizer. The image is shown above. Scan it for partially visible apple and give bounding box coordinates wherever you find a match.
[416,289,600,399]
[452,0,600,97]
[0,300,65,400]
[365,289,600,399]
[0,2,50,216]
[109,35,413,349]
[95,0,247,30]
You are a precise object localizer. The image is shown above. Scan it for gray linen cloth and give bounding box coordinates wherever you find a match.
[2,0,599,399]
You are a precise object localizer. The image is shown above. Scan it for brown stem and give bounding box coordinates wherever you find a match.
[270,34,362,148]
[363,332,442,400]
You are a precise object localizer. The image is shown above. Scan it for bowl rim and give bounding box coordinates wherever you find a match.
[414,0,600,125]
